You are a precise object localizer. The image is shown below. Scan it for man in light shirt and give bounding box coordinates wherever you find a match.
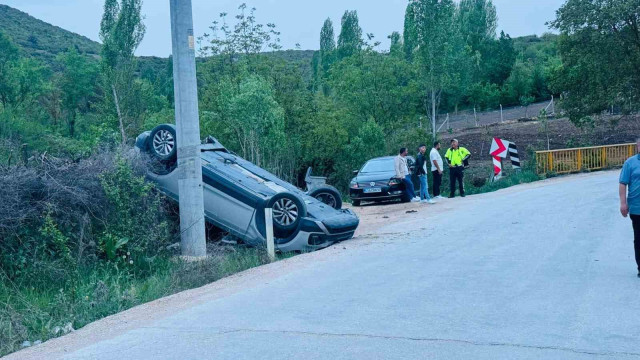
[395,147,419,202]
[430,141,445,199]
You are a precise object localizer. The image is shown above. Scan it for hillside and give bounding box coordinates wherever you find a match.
[0,4,102,65]
[0,3,551,78]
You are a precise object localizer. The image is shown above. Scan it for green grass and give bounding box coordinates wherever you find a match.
[463,170,543,196]
[0,246,271,357]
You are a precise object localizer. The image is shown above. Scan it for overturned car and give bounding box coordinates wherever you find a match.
[136,124,359,252]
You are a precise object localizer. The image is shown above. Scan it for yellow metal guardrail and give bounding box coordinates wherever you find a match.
[536,143,637,175]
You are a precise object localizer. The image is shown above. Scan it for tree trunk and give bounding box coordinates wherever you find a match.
[431,90,437,138]
[69,111,76,138]
[111,84,126,143]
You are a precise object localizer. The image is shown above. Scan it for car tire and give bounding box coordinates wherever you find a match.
[267,192,307,238]
[149,124,177,162]
[352,200,361,207]
[309,186,343,210]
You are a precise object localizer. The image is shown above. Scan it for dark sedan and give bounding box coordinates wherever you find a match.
[349,156,415,206]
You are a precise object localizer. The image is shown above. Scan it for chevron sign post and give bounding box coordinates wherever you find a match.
[490,138,521,180]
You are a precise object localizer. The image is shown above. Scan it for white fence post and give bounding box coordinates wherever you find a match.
[265,208,275,261]
[474,107,478,127]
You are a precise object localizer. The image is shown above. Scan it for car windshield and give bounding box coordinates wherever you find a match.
[360,159,394,173]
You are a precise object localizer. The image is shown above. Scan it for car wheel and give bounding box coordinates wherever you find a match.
[149,124,177,162]
[267,193,307,238]
[309,186,343,210]
[352,200,361,207]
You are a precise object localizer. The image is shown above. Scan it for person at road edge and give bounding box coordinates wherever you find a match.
[445,139,471,198]
[619,137,640,278]
[430,141,445,199]
[416,145,436,204]
[395,147,419,203]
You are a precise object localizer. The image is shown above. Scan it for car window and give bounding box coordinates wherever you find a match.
[361,159,394,173]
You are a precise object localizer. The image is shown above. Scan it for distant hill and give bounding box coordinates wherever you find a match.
[0,4,102,65]
[0,3,553,79]
[0,4,314,75]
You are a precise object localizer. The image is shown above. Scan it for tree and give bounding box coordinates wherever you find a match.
[99,0,146,143]
[458,0,497,54]
[0,31,19,109]
[484,31,516,85]
[550,0,640,125]
[0,31,46,112]
[57,48,98,137]
[408,0,465,137]
[457,0,498,87]
[504,60,534,107]
[211,76,286,171]
[320,18,336,56]
[199,4,281,78]
[319,18,336,93]
[403,3,418,61]
[337,10,363,59]
[327,50,418,133]
[389,31,403,56]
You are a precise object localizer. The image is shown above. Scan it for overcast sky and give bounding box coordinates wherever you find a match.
[0,0,565,57]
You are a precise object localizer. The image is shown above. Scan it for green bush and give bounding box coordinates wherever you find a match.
[0,149,271,357]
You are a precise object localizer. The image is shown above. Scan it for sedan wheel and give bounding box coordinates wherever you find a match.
[308,186,343,210]
[272,198,299,227]
[153,129,175,157]
[314,192,337,209]
[148,124,178,163]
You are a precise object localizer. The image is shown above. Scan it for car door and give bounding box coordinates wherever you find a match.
[201,154,262,238]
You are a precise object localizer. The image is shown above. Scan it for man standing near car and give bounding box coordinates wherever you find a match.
[416,145,436,204]
[395,148,419,202]
[430,141,445,199]
[619,137,640,278]
[445,139,471,198]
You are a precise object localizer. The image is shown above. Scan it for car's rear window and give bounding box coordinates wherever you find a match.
[361,159,394,173]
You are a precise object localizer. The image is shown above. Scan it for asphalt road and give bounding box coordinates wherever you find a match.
[9,171,640,359]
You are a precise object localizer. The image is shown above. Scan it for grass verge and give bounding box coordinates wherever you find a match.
[0,246,274,357]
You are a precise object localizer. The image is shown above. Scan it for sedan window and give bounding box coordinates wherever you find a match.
[360,159,394,173]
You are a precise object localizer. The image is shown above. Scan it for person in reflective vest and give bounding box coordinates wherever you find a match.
[445,139,471,198]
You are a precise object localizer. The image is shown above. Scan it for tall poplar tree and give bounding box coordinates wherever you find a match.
[337,10,363,59]
[408,0,464,137]
[99,0,146,143]
[319,18,336,84]
[403,3,418,61]
[458,0,498,84]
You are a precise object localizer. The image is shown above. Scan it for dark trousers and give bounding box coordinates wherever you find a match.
[631,214,640,273]
[432,170,442,197]
[449,166,464,197]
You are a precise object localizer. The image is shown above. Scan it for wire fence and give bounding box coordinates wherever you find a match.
[436,98,555,133]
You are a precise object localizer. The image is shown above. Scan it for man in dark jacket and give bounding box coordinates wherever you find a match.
[416,145,436,204]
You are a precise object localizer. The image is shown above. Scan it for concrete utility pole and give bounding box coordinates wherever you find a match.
[170,0,206,258]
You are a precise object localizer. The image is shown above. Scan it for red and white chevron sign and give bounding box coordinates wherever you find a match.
[490,138,508,177]
[490,138,521,178]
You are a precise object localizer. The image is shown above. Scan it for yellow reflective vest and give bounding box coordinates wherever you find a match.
[445,147,471,167]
